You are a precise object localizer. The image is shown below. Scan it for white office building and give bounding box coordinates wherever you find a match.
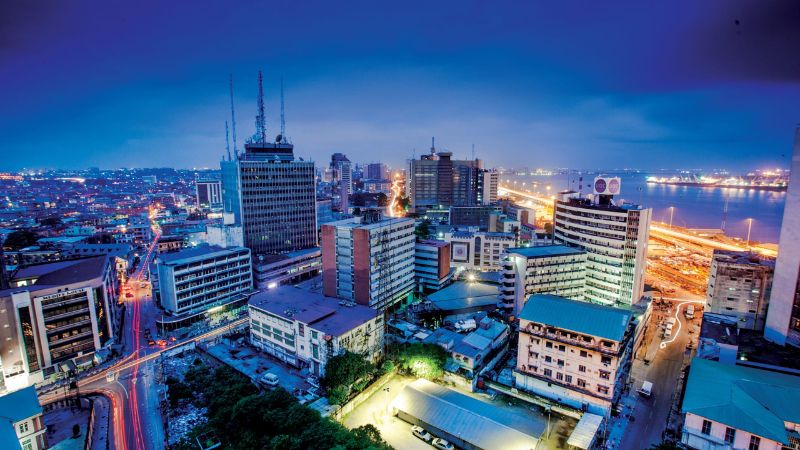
[444,231,516,272]
[156,245,252,316]
[500,245,587,314]
[553,180,651,307]
[706,250,774,331]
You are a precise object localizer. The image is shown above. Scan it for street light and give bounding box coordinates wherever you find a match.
[746,218,753,248]
[668,206,675,229]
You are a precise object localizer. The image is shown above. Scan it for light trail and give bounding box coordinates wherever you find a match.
[387,174,405,217]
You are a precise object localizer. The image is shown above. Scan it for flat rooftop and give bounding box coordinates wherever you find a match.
[507,245,585,258]
[157,245,248,264]
[10,255,108,288]
[426,281,499,311]
[248,287,380,336]
[519,294,633,342]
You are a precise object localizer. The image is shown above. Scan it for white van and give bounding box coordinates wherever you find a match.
[664,323,673,338]
[638,381,653,398]
[685,304,695,320]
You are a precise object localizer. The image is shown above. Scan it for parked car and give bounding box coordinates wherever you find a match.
[432,438,454,450]
[685,304,695,319]
[306,375,320,388]
[411,426,432,442]
[260,372,280,387]
[638,380,653,398]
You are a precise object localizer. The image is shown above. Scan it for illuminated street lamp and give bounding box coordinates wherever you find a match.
[746,218,753,248]
[668,206,675,229]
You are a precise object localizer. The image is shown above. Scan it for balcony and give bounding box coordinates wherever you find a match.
[521,324,621,356]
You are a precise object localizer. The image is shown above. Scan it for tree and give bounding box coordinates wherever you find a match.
[322,351,375,391]
[389,342,448,380]
[2,230,39,250]
[414,219,433,241]
[39,216,62,227]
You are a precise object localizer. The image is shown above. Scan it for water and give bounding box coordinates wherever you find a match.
[505,173,786,244]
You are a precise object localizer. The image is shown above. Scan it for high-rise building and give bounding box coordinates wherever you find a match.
[220,141,317,256]
[765,127,800,346]
[195,177,222,208]
[408,144,488,213]
[477,169,499,205]
[366,162,389,181]
[500,245,587,314]
[0,256,118,392]
[706,250,774,331]
[415,240,453,293]
[330,153,352,212]
[553,179,652,308]
[321,211,415,311]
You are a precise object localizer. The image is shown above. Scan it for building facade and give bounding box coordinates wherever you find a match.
[765,128,800,347]
[195,177,222,209]
[220,141,317,256]
[444,231,516,272]
[414,240,453,293]
[500,245,587,314]
[515,294,635,415]
[321,212,415,310]
[253,247,321,290]
[449,206,502,230]
[156,245,252,316]
[0,257,118,392]
[706,250,774,331]
[248,288,384,376]
[408,147,488,213]
[553,188,651,307]
[0,386,47,450]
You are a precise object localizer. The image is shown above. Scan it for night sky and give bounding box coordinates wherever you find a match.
[2,1,799,171]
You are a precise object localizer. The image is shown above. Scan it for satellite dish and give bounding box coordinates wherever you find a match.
[276,134,283,143]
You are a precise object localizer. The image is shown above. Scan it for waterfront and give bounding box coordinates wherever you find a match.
[504,172,786,244]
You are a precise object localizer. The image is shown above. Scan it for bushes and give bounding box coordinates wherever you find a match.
[322,351,377,405]
[388,343,448,380]
[172,364,392,450]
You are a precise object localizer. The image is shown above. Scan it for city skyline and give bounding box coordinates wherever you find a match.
[3,1,800,171]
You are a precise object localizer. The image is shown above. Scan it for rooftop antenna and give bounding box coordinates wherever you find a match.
[225,120,232,161]
[229,75,238,156]
[280,76,286,139]
[255,70,267,144]
[430,136,436,155]
[471,143,475,160]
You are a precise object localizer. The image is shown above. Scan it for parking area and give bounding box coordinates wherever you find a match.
[204,340,315,397]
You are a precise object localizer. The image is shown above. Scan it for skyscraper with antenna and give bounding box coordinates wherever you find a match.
[279,76,286,141]
[229,74,238,156]
[254,70,267,144]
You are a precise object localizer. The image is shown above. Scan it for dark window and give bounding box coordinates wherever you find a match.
[724,427,735,444]
[748,436,760,450]
[701,420,712,435]
[578,365,586,373]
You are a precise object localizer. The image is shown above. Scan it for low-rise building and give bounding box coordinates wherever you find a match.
[155,245,252,316]
[414,240,453,293]
[444,231,516,272]
[248,287,384,376]
[0,256,119,392]
[0,386,46,450]
[681,358,800,450]
[253,247,321,290]
[500,245,587,314]
[706,250,774,331]
[515,294,634,415]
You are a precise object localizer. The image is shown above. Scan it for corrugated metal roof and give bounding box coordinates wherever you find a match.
[566,413,603,449]
[682,358,800,444]
[519,294,632,342]
[507,245,585,259]
[392,379,543,450]
[426,281,499,311]
[0,386,42,423]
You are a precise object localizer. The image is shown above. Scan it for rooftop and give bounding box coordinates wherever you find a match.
[248,287,380,336]
[325,215,413,230]
[712,249,775,268]
[157,245,249,264]
[10,255,108,288]
[683,358,800,444]
[519,294,633,342]
[426,281,499,311]
[507,245,586,259]
[0,386,42,422]
[391,379,544,450]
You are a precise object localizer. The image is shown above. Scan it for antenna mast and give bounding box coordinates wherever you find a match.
[225,121,231,161]
[255,70,267,144]
[280,76,286,139]
[229,75,238,156]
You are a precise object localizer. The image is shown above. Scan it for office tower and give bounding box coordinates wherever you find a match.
[765,127,800,346]
[477,169,499,205]
[515,294,635,416]
[415,240,453,293]
[408,142,487,213]
[0,256,118,392]
[321,211,415,311]
[553,178,652,307]
[195,177,222,208]
[156,245,252,316]
[706,250,774,331]
[500,245,587,314]
[330,153,352,212]
[366,162,389,181]
[449,206,502,230]
[220,141,317,256]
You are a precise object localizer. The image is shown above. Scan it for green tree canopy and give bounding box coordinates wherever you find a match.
[2,230,40,250]
[388,342,448,380]
[414,219,433,240]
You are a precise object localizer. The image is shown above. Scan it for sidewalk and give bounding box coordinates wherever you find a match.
[89,395,111,450]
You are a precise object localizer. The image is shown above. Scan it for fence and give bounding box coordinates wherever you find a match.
[332,371,396,421]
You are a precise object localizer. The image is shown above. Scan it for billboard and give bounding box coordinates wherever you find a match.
[594,176,621,195]
[452,242,470,262]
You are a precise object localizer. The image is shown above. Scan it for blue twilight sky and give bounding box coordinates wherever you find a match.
[1,0,799,172]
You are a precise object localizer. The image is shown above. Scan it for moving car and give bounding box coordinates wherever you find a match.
[432,438,454,450]
[411,426,432,442]
[260,372,280,387]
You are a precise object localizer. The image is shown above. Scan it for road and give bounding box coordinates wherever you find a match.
[619,297,702,450]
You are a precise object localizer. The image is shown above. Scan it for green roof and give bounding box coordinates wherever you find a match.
[507,245,585,259]
[682,358,800,444]
[0,386,42,423]
[518,294,632,342]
